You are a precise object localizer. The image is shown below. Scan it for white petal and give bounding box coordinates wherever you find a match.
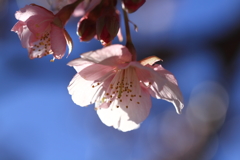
[97,107,140,132]
[96,87,151,132]
[68,73,104,107]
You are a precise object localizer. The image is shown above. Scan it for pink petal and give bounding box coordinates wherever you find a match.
[79,63,114,81]
[12,21,36,50]
[11,21,24,33]
[26,15,52,36]
[11,21,31,49]
[16,4,54,22]
[28,29,39,45]
[80,44,132,66]
[68,73,104,107]
[133,62,184,114]
[67,58,95,72]
[50,24,66,59]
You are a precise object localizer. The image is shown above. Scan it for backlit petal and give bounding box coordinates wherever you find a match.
[150,64,184,114]
[79,63,114,81]
[96,88,151,132]
[11,21,24,33]
[67,58,94,72]
[50,25,66,59]
[80,44,132,66]
[16,4,54,22]
[11,22,31,49]
[134,62,184,114]
[68,73,104,106]
[26,15,52,36]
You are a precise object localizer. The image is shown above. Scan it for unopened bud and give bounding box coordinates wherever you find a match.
[96,7,120,44]
[101,0,118,7]
[77,17,96,41]
[123,0,146,13]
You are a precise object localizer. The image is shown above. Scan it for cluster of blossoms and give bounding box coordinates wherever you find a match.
[12,0,184,132]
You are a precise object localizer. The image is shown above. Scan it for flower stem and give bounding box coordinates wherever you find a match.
[122,2,137,61]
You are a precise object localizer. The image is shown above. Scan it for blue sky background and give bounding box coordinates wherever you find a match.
[1,0,240,159]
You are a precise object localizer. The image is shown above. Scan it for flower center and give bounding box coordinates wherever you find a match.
[100,66,142,108]
[31,30,53,58]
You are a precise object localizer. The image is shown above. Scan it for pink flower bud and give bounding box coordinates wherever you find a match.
[96,7,120,44]
[77,17,96,41]
[123,0,146,13]
[101,0,118,7]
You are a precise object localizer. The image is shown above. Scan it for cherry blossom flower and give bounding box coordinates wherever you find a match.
[68,44,184,132]
[11,4,73,60]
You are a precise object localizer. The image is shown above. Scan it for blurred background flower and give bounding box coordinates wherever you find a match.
[0,0,240,159]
